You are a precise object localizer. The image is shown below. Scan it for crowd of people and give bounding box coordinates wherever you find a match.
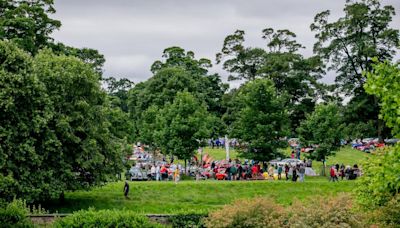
[126,145,361,184]
[128,159,318,183]
[329,164,360,181]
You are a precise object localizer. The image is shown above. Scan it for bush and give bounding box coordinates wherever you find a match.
[0,199,33,228]
[372,194,400,228]
[287,194,364,228]
[53,209,163,228]
[356,145,400,208]
[204,198,287,228]
[205,195,365,228]
[169,212,207,228]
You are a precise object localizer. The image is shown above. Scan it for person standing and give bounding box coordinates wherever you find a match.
[291,151,295,159]
[268,165,274,180]
[155,165,160,181]
[237,164,243,180]
[174,168,180,184]
[292,165,298,182]
[231,164,237,180]
[277,165,283,180]
[150,165,156,180]
[299,165,305,182]
[284,164,290,181]
[123,181,130,199]
[330,166,338,182]
[340,164,345,180]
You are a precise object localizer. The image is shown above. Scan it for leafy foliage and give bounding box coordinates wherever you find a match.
[53,209,162,228]
[357,60,400,223]
[205,194,364,228]
[168,212,207,228]
[0,41,128,203]
[365,61,400,138]
[311,0,399,94]
[217,28,323,133]
[129,47,227,147]
[0,199,34,228]
[288,194,364,228]
[297,103,344,160]
[0,0,61,54]
[154,92,211,160]
[372,193,400,228]
[231,79,289,161]
[49,42,106,74]
[205,198,287,228]
[356,145,400,208]
[311,0,399,139]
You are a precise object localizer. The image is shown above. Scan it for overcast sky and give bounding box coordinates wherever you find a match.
[51,0,400,87]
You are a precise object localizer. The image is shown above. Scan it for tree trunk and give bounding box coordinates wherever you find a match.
[184,159,187,175]
[59,191,65,202]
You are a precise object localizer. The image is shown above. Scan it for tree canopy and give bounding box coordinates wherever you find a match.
[0,41,128,202]
[230,79,289,161]
[154,91,212,161]
[297,103,344,161]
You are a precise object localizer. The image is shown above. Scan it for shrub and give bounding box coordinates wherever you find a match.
[0,199,33,228]
[204,198,287,228]
[287,194,364,228]
[169,212,207,228]
[53,209,163,228]
[372,194,400,228]
[356,145,400,208]
[205,195,366,228]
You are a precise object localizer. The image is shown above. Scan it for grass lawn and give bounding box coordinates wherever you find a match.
[45,177,355,214]
[201,146,369,166]
[201,147,238,160]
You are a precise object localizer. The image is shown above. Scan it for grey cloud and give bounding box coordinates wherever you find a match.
[52,0,400,85]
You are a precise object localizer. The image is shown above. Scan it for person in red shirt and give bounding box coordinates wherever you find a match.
[330,166,338,182]
[251,165,258,179]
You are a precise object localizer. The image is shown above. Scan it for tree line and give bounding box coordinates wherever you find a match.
[0,0,399,203]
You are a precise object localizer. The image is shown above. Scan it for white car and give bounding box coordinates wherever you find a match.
[276,158,303,167]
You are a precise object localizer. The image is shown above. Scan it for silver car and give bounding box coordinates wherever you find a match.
[276,158,303,167]
[129,167,148,181]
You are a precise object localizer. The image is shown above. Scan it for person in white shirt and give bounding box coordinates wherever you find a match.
[150,165,156,180]
[155,165,160,181]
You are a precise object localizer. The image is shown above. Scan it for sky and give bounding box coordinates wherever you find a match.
[51,0,400,88]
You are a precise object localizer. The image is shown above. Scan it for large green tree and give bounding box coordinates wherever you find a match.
[297,103,344,161]
[365,61,400,138]
[0,41,127,203]
[128,47,228,143]
[104,77,134,112]
[230,79,289,161]
[154,91,211,166]
[217,28,323,133]
[0,0,61,54]
[357,61,400,210]
[311,0,400,139]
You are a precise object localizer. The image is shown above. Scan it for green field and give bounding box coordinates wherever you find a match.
[201,147,238,160]
[203,145,369,167]
[46,177,355,214]
[44,146,367,214]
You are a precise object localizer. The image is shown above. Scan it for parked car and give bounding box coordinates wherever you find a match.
[129,167,148,181]
[215,169,227,180]
[268,159,281,166]
[385,138,399,145]
[276,158,303,167]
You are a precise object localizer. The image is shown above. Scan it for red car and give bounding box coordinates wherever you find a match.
[215,169,227,180]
